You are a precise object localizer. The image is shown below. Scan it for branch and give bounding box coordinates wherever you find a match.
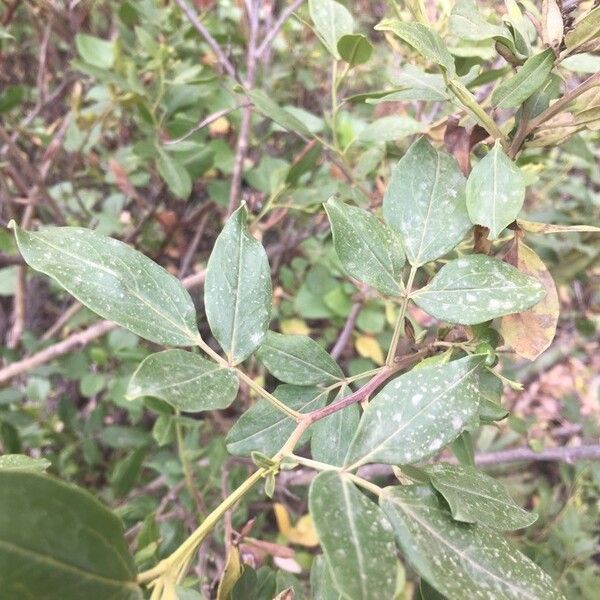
[255,0,304,59]
[330,301,362,360]
[173,0,236,79]
[0,270,206,385]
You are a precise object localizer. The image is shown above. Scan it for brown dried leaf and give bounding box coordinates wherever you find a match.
[500,241,559,360]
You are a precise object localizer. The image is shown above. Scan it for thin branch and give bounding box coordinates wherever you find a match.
[474,445,600,466]
[173,0,236,79]
[256,0,304,59]
[330,301,362,360]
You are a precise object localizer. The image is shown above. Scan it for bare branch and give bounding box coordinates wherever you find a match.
[256,0,305,59]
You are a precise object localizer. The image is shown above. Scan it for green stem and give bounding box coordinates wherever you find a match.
[237,370,302,420]
[287,453,341,472]
[386,265,417,367]
[174,414,197,508]
[346,472,384,496]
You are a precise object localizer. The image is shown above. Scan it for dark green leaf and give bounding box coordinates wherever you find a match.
[0,85,24,113]
[256,331,343,385]
[380,485,563,600]
[383,137,470,266]
[422,463,538,529]
[204,205,272,365]
[226,386,326,456]
[492,49,555,109]
[337,34,373,66]
[248,89,311,136]
[325,197,405,296]
[309,472,398,600]
[345,356,482,469]
[413,255,546,324]
[10,224,200,346]
[127,349,239,412]
[466,142,526,239]
[110,446,147,498]
[157,149,192,200]
[0,471,141,599]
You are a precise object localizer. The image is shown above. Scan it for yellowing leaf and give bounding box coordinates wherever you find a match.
[500,241,559,360]
[217,546,242,600]
[274,503,319,547]
[355,334,384,365]
[280,318,310,336]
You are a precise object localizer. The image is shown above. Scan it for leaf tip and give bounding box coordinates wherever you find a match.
[7,219,16,231]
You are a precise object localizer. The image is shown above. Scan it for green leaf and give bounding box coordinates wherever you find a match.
[311,390,360,467]
[308,0,354,59]
[337,34,373,66]
[310,555,344,599]
[10,224,199,346]
[478,369,508,422]
[422,463,538,529]
[344,356,482,469]
[110,446,147,498]
[466,142,526,239]
[256,331,343,386]
[157,148,192,199]
[450,0,513,45]
[492,49,555,109]
[75,33,115,69]
[204,205,272,365]
[383,137,470,267]
[380,485,563,600]
[375,19,456,76]
[309,472,398,600]
[0,85,24,113]
[370,66,450,103]
[248,89,311,136]
[0,471,141,599]
[324,197,405,297]
[565,6,600,50]
[413,255,546,325]
[225,386,326,456]
[126,349,239,412]
[358,115,425,143]
[0,454,50,472]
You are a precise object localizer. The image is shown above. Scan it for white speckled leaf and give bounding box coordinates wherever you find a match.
[11,224,199,346]
[0,455,50,472]
[225,385,326,456]
[311,389,360,467]
[324,197,405,297]
[310,555,344,600]
[344,356,482,469]
[422,463,538,530]
[204,205,272,365]
[309,471,398,600]
[413,255,546,325]
[126,349,238,412]
[256,331,343,386]
[380,485,564,600]
[466,142,526,240]
[383,137,471,267]
[308,0,354,59]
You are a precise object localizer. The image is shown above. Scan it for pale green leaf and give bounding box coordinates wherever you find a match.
[380,485,564,600]
[0,455,50,472]
[422,463,538,529]
[308,0,354,59]
[325,197,405,297]
[225,386,326,456]
[75,33,115,69]
[248,90,311,136]
[344,356,482,469]
[126,349,239,412]
[565,6,600,50]
[492,49,555,109]
[256,331,343,386]
[375,19,456,76]
[383,137,471,267]
[466,142,526,239]
[311,390,360,467]
[310,555,344,600]
[157,149,192,200]
[10,224,199,346]
[337,34,373,66]
[0,471,142,599]
[309,472,398,600]
[371,66,450,103]
[413,255,546,325]
[204,205,272,365]
[450,0,513,46]
[358,115,425,143]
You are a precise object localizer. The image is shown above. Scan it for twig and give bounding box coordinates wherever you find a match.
[0,270,206,385]
[173,0,236,79]
[330,302,362,360]
[255,0,304,59]
[227,0,259,216]
[178,208,212,278]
